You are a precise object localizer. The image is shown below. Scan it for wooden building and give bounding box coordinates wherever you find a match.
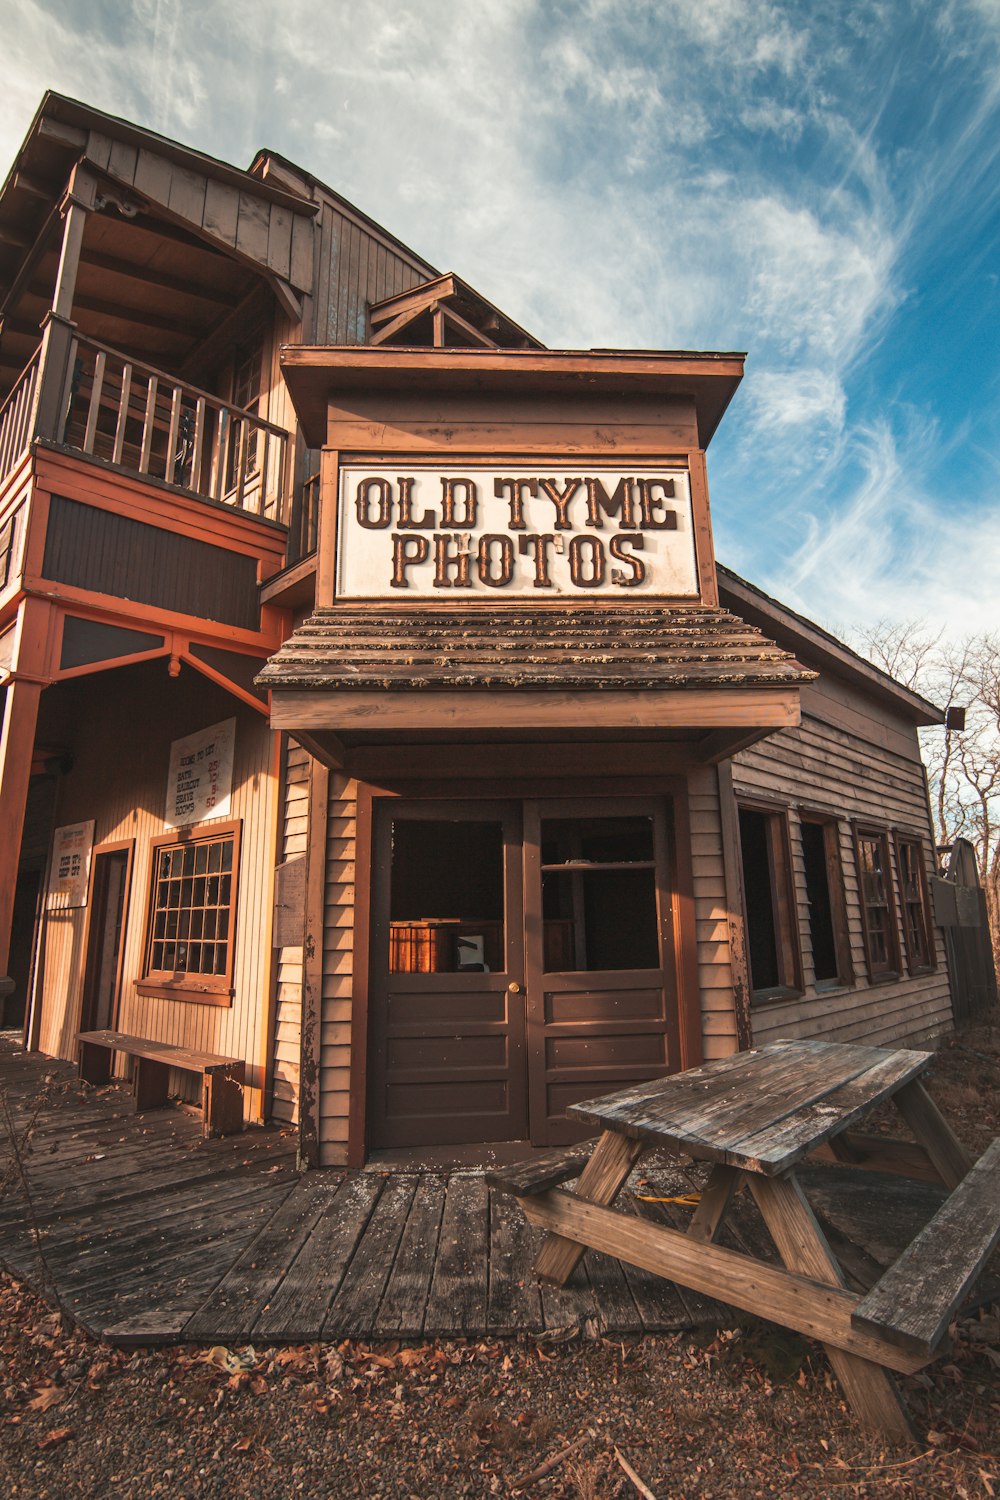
[0,95,950,1164]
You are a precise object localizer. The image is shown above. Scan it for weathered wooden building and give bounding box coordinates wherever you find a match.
[0,95,949,1166]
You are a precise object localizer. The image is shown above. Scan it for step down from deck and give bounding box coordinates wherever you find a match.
[851,1137,1000,1357]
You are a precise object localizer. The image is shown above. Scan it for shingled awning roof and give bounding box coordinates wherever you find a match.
[257,605,816,692]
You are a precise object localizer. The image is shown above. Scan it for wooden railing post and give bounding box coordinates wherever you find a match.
[31,311,78,443]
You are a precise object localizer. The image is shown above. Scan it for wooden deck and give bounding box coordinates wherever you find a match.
[0,1035,973,1348]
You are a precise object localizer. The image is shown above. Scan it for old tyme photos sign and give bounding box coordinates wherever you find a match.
[336,464,700,599]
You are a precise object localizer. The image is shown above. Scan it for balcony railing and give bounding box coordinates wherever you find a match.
[0,346,41,489]
[0,323,293,530]
[62,336,290,522]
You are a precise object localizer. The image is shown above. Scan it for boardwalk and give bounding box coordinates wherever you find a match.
[0,1035,959,1348]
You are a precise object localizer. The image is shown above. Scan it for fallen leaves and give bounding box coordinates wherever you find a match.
[36,1426,74,1450]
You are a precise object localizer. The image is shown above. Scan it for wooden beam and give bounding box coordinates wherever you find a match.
[518,1188,928,1376]
[36,116,89,151]
[290,729,348,771]
[179,282,269,382]
[696,726,775,763]
[270,276,302,325]
[0,225,32,250]
[0,202,61,323]
[269,687,802,736]
[11,172,52,203]
[71,290,202,336]
[79,246,243,307]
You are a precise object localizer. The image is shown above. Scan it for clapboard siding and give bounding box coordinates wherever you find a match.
[34,664,279,1122]
[687,766,739,1061]
[732,679,952,1050]
[318,778,358,1165]
[269,739,310,1124]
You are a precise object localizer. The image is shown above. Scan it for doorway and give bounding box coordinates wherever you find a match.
[367,797,679,1149]
[80,846,132,1034]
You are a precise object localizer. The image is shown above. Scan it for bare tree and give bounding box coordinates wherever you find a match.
[850,622,1000,961]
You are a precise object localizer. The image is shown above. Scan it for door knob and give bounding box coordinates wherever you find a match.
[507,981,523,994]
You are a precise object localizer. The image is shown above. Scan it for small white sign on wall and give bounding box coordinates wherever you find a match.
[47,821,95,910]
[165,718,236,828]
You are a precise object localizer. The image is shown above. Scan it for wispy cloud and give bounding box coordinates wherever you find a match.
[1,0,998,638]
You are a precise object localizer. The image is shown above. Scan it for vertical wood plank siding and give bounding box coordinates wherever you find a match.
[687,766,740,1059]
[731,677,952,1049]
[270,739,309,1124]
[318,777,357,1166]
[35,667,279,1122]
[320,203,429,346]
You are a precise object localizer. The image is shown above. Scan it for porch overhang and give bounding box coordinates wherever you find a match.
[259,601,815,768]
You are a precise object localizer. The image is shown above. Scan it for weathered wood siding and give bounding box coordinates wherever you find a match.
[312,198,431,348]
[687,765,740,1060]
[318,775,357,1166]
[270,738,309,1125]
[732,674,952,1049]
[33,663,279,1121]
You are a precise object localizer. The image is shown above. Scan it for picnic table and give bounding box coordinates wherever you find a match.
[489,1038,1000,1441]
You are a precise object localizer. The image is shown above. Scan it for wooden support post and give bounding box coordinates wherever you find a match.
[133,1055,170,1112]
[748,1174,916,1442]
[533,1130,645,1285]
[203,1065,245,1138]
[78,1039,112,1086]
[893,1079,975,1191]
[52,200,88,322]
[687,1163,740,1243]
[0,677,43,977]
[297,754,329,1168]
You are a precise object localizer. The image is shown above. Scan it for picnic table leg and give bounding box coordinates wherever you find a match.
[893,1079,975,1191]
[533,1131,645,1286]
[686,1163,741,1243]
[748,1174,916,1443]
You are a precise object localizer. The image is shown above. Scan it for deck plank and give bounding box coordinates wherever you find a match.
[424,1175,489,1336]
[252,1173,384,1341]
[375,1173,447,1337]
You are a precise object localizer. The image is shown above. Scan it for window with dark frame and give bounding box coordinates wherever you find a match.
[140,823,239,1002]
[896,835,935,973]
[854,827,901,981]
[738,804,801,999]
[799,813,852,988]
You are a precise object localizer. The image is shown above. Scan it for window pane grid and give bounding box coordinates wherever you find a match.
[147,833,234,978]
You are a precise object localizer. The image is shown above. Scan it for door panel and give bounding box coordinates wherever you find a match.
[80,849,131,1034]
[368,802,526,1148]
[367,795,678,1152]
[524,800,677,1145]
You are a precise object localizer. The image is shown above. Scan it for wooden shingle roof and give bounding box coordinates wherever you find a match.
[257,605,816,692]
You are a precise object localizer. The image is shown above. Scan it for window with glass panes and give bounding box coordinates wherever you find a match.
[144,826,238,993]
[896,836,934,972]
[855,828,900,980]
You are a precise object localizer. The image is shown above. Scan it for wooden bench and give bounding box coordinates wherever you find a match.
[76,1029,245,1138]
[851,1137,1000,1357]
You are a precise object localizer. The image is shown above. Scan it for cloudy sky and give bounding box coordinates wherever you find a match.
[2,0,998,636]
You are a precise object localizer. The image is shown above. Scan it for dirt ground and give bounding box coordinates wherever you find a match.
[2,1021,999,1500]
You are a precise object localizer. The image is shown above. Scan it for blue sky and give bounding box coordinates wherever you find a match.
[2,0,998,636]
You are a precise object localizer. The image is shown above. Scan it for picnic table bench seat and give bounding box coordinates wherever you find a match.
[851,1136,1000,1357]
[485,1146,592,1197]
[76,1029,245,1138]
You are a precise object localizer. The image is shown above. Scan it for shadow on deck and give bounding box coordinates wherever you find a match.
[0,1035,965,1349]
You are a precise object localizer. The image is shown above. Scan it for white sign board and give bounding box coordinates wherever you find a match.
[165,718,236,828]
[47,821,95,909]
[336,464,700,599]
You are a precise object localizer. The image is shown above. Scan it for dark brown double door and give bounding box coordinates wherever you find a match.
[368,798,680,1149]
